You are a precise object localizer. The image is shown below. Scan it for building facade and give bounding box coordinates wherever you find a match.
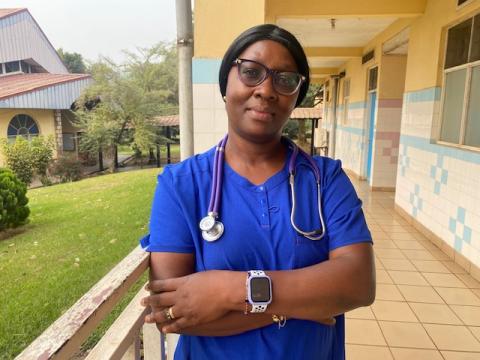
[0,8,91,158]
[193,0,480,277]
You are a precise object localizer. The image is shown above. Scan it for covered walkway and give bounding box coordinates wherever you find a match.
[347,177,480,359]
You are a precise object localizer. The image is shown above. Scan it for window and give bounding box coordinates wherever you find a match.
[5,61,20,73]
[343,79,350,124]
[368,67,378,91]
[8,114,40,140]
[439,14,480,148]
[62,133,76,151]
[20,61,31,73]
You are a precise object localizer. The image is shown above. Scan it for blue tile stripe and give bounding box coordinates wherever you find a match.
[193,58,222,84]
[337,125,365,136]
[409,184,423,218]
[449,207,473,251]
[400,134,480,165]
[404,87,442,103]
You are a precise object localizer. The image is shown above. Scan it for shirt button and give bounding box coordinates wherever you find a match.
[259,186,264,191]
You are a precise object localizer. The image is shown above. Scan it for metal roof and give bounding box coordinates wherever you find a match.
[0,73,92,109]
[152,115,179,126]
[290,107,323,119]
[0,8,68,73]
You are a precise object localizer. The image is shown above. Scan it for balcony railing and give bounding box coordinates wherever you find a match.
[15,246,178,360]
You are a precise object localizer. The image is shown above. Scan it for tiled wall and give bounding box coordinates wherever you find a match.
[370,99,403,188]
[335,102,367,176]
[395,87,480,268]
[192,59,227,153]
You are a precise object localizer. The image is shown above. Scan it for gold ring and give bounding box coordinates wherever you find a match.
[164,307,175,321]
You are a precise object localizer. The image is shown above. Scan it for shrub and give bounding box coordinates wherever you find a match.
[0,137,34,185]
[0,136,55,186]
[0,168,29,230]
[50,155,83,183]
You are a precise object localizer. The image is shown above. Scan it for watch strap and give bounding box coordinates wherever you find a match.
[246,270,270,313]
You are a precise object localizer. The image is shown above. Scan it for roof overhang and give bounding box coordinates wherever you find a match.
[268,0,427,81]
[0,73,92,110]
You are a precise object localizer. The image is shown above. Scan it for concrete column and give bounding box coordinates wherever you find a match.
[54,109,63,154]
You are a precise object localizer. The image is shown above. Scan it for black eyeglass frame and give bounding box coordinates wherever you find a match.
[233,58,306,96]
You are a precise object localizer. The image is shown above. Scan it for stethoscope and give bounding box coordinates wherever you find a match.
[199,134,327,242]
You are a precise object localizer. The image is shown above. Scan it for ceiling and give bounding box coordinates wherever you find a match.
[277,17,405,80]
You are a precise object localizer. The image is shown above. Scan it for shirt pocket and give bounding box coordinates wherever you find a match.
[294,235,329,268]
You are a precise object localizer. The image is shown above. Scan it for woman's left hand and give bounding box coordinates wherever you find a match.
[141,270,239,333]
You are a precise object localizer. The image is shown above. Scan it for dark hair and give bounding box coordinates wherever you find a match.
[219,24,310,107]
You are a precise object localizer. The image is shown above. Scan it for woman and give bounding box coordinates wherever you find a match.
[140,24,375,360]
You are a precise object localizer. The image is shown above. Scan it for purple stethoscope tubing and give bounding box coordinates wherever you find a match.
[201,134,327,241]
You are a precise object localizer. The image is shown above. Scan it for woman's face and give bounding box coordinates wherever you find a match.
[225,40,300,143]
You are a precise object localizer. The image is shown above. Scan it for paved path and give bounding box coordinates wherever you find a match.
[346,177,480,360]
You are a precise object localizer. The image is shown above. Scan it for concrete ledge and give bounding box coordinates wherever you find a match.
[371,186,395,192]
[394,204,480,283]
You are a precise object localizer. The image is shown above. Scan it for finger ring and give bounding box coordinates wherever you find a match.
[164,307,175,321]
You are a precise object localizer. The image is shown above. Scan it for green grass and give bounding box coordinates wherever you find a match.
[0,168,161,359]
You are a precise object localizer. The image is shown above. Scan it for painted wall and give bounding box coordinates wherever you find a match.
[0,108,57,164]
[396,0,480,268]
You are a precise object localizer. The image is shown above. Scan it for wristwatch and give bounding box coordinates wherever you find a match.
[246,270,272,313]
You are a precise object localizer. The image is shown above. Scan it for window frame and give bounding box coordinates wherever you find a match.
[7,114,40,141]
[437,13,480,151]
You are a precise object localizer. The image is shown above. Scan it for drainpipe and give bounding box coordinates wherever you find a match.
[176,0,194,160]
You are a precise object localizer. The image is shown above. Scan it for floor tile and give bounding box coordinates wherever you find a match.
[435,287,480,306]
[388,271,429,286]
[409,302,462,324]
[380,225,412,233]
[375,257,384,270]
[376,284,404,301]
[470,326,480,342]
[450,305,480,326]
[346,306,375,320]
[442,261,467,274]
[402,249,437,261]
[393,240,426,250]
[371,301,417,322]
[346,344,393,360]
[411,260,450,273]
[429,249,451,260]
[345,319,387,346]
[388,232,418,241]
[441,351,480,360]
[423,273,467,288]
[374,240,398,249]
[377,269,394,284]
[379,321,436,348]
[375,248,407,260]
[380,259,417,271]
[397,285,444,303]
[424,324,480,351]
[457,274,480,289]
[390,348,443,360]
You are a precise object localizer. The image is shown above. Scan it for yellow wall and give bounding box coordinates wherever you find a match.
[0,109,57,164]
[405,0,480,92]
[265,0,427,22]
[379,55,407,99]
[194,0,266,58]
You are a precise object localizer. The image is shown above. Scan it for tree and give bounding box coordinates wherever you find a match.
[74,42,177,163]
[57,48,87,73]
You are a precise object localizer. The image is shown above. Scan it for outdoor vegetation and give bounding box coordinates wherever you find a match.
[0,168,159,358]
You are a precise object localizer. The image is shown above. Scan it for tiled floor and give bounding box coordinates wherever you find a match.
[346,178,480,360]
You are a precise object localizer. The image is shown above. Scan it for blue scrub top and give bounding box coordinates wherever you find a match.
[140,143,372,360]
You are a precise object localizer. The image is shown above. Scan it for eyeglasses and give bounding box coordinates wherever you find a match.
[233,58,306,96]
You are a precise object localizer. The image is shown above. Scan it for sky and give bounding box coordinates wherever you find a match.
[2,0,178,63]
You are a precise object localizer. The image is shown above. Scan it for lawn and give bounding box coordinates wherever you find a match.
[0,168,161,359]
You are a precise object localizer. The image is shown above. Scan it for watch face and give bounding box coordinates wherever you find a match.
[250,277,271,302]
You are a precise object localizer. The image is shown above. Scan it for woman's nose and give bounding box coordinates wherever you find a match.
[253,75,278,101]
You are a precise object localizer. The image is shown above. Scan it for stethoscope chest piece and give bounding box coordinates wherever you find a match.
[199,215,216,232]
[202,221,224,242]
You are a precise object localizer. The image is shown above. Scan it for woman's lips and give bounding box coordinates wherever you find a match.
[247,108,274,121]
